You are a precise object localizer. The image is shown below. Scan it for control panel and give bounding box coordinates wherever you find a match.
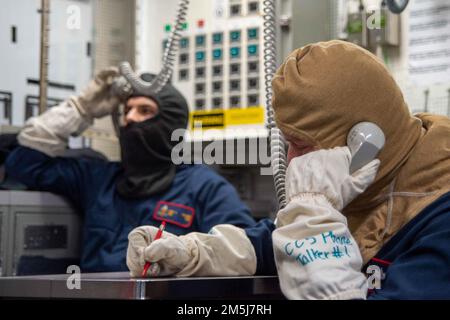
[149,0,268,138]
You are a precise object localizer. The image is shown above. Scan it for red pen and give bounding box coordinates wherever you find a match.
[142,221,166,277]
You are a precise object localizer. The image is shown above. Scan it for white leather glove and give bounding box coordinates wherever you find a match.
[127,226,191,277]
[18,67,121,157]
[18,100,92,157]
[273,146,380,300]
[285,146,380,210]
[70,67,121,119]
[127,224,257,278]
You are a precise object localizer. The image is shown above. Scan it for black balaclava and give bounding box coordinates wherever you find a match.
[116,73,189,199]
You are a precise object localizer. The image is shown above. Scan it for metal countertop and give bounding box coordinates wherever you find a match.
[0,272,282,300]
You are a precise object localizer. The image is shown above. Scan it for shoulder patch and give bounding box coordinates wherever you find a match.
[153,201,195,228]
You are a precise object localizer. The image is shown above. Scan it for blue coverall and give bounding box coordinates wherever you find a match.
[6,146,257,272]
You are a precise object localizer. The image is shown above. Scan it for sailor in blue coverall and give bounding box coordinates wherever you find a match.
[5,69,256,273]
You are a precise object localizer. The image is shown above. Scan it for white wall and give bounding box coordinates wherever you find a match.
[135,0,179,73]
[0,0,93,126]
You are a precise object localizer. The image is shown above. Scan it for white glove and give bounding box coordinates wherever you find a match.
[18,67,121,157]
[273,146,380,300]
[70,67,121,119]
[127,226,191,277]
[18,100,92,157]
[127,224,257,278]
[285,146,380,210]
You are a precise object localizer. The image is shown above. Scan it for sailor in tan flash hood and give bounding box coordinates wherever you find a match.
[271,40,450,265]
[125,40,450,300]
[270,40,450,299]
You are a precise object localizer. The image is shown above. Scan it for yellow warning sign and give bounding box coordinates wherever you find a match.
[226,106,264,126]
[190,110,225,130]
[190,106,264,130]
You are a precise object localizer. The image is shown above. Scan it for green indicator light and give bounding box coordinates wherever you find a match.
[380,15,386,28]
[213,49,222,60]
[230,31,241,41]
[213,33,223,44]
[182,23,188,30]
[248,28,258,39]
[248,44,258,55]
[165,24,171,32]
[347,20,363,34]
[230,47,240,57]
[196,35,205,46]
[180,38,188,48]
[196,51,205,61]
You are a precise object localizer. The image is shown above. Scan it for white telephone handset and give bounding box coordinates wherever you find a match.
[347,122,385,174]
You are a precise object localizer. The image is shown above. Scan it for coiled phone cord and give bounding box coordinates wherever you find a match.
[118,0,190,95]
[263,0,287,209]
[111,0,190,134]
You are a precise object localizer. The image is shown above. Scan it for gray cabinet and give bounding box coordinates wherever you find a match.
[0,191,81,276]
